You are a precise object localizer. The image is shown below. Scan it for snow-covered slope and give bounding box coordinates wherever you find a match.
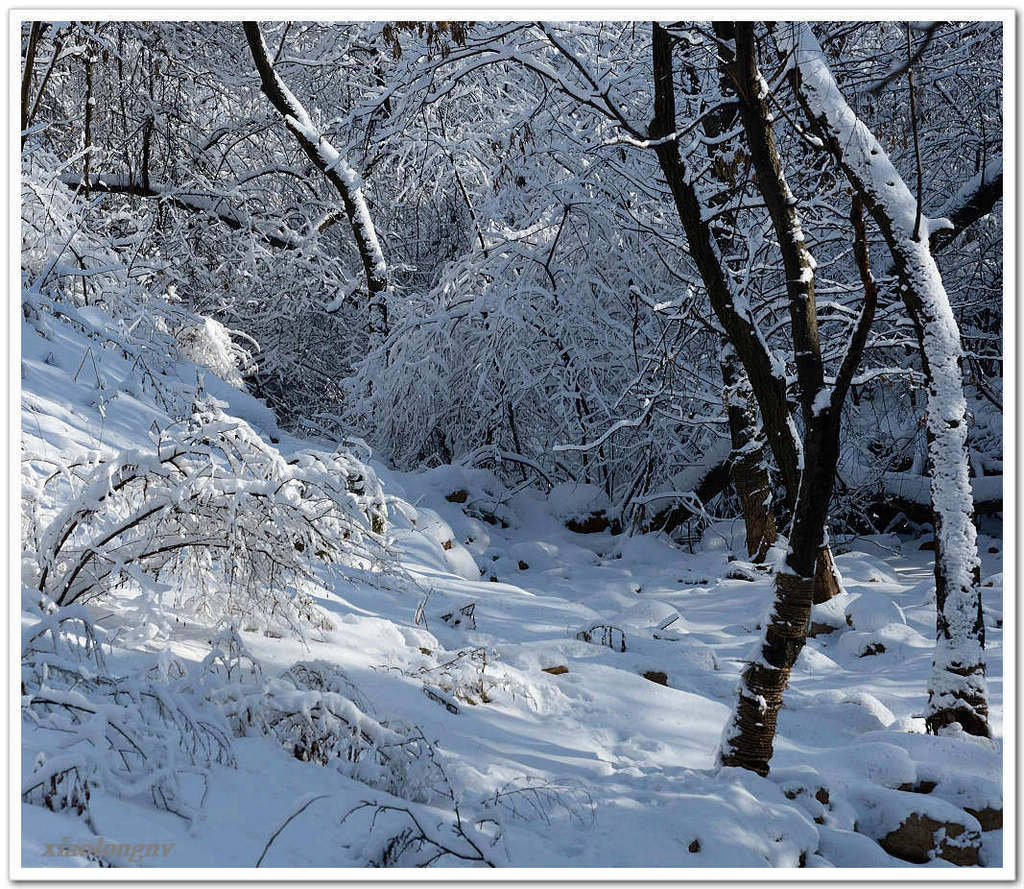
[19,297,1003,871]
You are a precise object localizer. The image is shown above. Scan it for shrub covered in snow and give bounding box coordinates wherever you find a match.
[175,317,256,389]
[25,399,389,635]
[22,616,452,832]
[22,610,235,826]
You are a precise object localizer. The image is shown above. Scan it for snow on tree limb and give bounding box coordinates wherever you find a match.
[243,21,390,339]
[777,21,988,736]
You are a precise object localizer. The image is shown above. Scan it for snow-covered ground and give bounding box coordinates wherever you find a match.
[19,298,1004,871]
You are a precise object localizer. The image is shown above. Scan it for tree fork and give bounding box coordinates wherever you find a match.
[729,22,843,602]
[718,25,878,773]
[655,22,840,601]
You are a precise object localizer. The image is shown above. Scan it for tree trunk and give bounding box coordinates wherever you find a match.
[813,544,842,604]
[662,23,841,599]
[82,43,94,199]
[690,62,780,568]
[731,22,845,604]
[721,344,777,562]
[715,24,879,773]
[21,22,42,139]
[719,411,842,774]
[650,23,801,505]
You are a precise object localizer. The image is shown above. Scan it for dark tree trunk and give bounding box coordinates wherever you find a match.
[813,546,843,604]
[21,22,42,139]
[721,345,777,562]
[729,22,849,607]
[719,409,841,774]
[82,44,94,199]
[719,195,877,773]
[22,25,66,147]
[663,23,841,600]
[688,56,779,567]
[714,24,877,773]
[650,23,801,507]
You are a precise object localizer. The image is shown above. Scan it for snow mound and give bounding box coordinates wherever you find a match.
[546,482,610,521]
[836,623,927,661]
[844,590,907,632]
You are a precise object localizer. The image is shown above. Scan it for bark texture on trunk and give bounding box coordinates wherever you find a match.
[83,48,94,199]
[724,23,823,422]
[718,571,814,774]
[721,345,777,562]
[717,23,846,772]
[730,22,845,605]
[671,24,842,599]
[716,25,880,773]
[650,26,860,772]
[813,544,843,604]
[719,405,844,774]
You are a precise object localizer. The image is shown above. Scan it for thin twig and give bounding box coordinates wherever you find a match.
[256,793,331,867]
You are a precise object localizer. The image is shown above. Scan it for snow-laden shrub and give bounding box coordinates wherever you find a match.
[22,149,99,287]
[176,317,256,389]
[22,609,235,826]
[22,150,238,420]
[26,399,389,635]
[344,222,722,515]
[280,659,374,713]
[197,630,448,804]
[21,617,448,831]
[20,605,107,693]
[22,151,167,339]
[480,776,596,829]
[339,800,497,867]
